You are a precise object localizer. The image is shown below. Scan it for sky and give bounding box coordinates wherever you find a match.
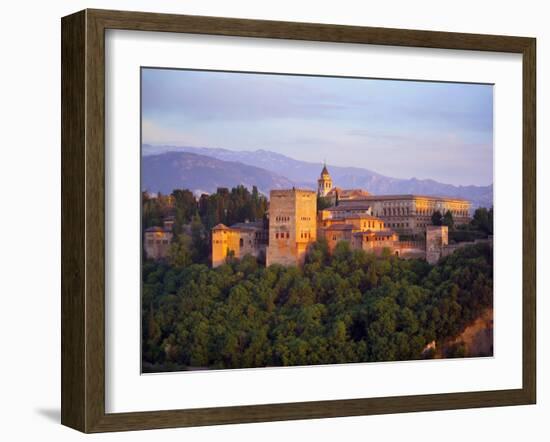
[141,68,493,187]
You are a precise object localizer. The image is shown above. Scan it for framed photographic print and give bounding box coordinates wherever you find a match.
[61,9,536,433]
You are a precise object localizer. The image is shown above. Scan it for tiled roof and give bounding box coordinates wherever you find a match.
[353,229,395,237]
[270,188,316,195]
[230,221,264,230]
[326,186,343,193]
[145,226,170,233]
[340,214,380,220]
[212,223,230,230]
[324,223,354,231]
[327,188,371,197]
[325,204,371,212]
[346,194,470,202]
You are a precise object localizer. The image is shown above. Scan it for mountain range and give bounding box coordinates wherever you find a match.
[142,145,493,208]
[142,151,295,197]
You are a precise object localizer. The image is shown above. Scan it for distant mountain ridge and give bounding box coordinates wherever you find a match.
[142,145,493,208]
[142,151,296,196]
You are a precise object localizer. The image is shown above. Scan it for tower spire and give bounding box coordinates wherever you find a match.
[318,160,333,197]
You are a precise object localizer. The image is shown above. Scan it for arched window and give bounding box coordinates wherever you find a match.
[239,238,243,247]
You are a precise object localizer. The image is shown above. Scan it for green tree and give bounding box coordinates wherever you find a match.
[471,207,493,234]
[142,192,163,228]
[168,233,193,267]
[317,195,333,210]
[442,211,454,229]
[431,210,443,226]
[190,215,209,263]
[172,189,198,230]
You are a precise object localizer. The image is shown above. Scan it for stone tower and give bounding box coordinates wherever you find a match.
[211,224,239,267]
[267,189,317,267]
[317,164,333,197]
[426,225,449,264]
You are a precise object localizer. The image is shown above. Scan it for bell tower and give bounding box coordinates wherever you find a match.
[317,163,333,197]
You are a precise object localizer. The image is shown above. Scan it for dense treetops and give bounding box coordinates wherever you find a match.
[142,240,493,372]
[143,185,268,232]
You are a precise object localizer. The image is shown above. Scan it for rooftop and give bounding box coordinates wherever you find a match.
[353,229,396,237]
[338,214,380,220]
[230,221,264,230]
[145,226,171,233]
[212,221,265,231]
[326,188,371,197]
[270,188,316,195]
[324,223,354,231]
[212,223,230,231]
[324,204,371,212]
[343,194,470,203]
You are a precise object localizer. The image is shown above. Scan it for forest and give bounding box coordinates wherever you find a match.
[142,240,493,372]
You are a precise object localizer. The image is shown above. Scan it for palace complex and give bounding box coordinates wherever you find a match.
[210,164,474,267]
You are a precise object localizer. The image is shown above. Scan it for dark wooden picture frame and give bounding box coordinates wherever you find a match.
[61,8,536,433]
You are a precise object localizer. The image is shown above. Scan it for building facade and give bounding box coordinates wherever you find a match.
[318,210,398,256]
[211,221,267,267]
[266,188,317,267]
[144,226,173,260]
[144,217,176,260]
[350,195,471,235]
[317,165,471,235]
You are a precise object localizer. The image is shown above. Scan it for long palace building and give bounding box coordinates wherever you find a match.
[211,164,472,267]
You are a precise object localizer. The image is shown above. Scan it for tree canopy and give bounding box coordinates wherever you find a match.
[472,207,494,235]
[442,210,454,229]
[431,210,443,226]
[142,241,493,372]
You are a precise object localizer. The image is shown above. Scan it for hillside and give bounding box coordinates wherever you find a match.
[141,151,296,196]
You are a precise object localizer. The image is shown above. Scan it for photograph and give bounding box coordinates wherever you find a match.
[140,68,494,373]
